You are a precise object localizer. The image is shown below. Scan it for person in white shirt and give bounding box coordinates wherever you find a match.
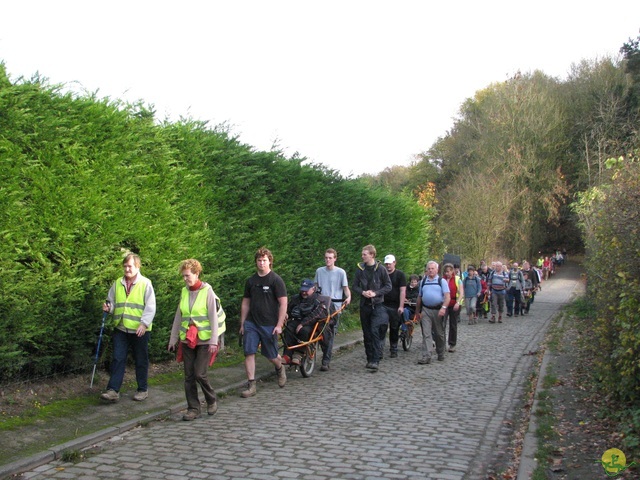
[314,248,351,371]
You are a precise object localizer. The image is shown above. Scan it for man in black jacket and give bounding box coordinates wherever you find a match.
[283,279,333,365]
[352,245,392,372]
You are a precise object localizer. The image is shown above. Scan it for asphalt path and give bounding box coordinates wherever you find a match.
[17,263,583,480]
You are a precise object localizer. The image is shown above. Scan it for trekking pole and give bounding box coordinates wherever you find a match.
[90,307,109,389]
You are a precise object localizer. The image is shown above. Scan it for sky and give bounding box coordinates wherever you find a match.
[1,1,639,177]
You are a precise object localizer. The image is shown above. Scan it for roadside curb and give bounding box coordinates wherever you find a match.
[0,335,363,478]
[516,330,555,478]
[516,276,584,479]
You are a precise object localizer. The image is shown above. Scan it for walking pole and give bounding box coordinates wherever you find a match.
[90,309,109,389]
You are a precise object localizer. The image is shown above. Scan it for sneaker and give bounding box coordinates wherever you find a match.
[369,362,379,372]
[132,390,148,402]
[489,316,496,323]
[418,358,431,365]
[390,350,398,358]
[365,362,375,369]
[276,366,287,388]
[241,380,256,398]
[437,355,445,361]
[448,346,456,353]
[498,316,503,323]
[207,401,218,415]
[100,389,120,402]
[182,409,200,421]
[320,364,329,372]
[507,313,513,317]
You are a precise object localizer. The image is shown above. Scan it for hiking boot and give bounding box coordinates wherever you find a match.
[241,380,256,398]
[291,351,302,365]
[100,389,120,402]
[448,346,456,353]
[182,409,200,421]
[390,350,398,358]
[276,366,287,388]
[132,390,148,402]
[207,401,218,416]
[437,355,445,361]
[320,364,329,372]
[418,357,431,365]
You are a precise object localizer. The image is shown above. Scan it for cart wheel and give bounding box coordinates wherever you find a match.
[300,344,316,377]
[402,331,413,351]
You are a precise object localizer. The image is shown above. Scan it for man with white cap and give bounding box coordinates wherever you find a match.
[382,254,407,359]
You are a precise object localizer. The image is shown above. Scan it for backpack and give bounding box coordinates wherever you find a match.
[463,275,480,293]
[214,293,226,336]
[420,275,445,294]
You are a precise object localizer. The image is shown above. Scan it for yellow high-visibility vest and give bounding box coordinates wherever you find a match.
[114,278,151,331]
[180,286,211,341]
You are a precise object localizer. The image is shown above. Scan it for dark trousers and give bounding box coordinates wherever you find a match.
[526,292,536,310]
[107,328,149,392]
[283,321,311,356]
[506,287,522,315]
[385,305,402,352]
[444,306,460,347]
[182,344,216,413]
[319,322,335,366]
[360,303,389,363]
[284,321,335,366]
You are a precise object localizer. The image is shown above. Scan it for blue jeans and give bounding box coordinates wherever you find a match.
[360,303,389,363]
[107,328,150,392]
[403,306,416,323]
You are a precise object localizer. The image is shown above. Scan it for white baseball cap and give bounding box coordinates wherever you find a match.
[384,254,396,264]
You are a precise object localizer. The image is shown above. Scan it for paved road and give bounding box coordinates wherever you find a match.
[22,264,582,480]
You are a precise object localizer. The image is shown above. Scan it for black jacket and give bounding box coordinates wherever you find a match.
[352,261,392,306]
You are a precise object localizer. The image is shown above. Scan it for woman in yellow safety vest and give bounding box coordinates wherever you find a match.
[168,259,223,421]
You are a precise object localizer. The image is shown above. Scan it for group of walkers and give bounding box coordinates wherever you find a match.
[353,248,564,368]
[98,248,351,421]
[97,246,561,421]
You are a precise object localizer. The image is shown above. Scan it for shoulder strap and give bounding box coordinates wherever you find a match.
[421,276,444,293]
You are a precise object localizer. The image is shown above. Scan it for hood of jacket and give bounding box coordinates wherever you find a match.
[357,260,382,271]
